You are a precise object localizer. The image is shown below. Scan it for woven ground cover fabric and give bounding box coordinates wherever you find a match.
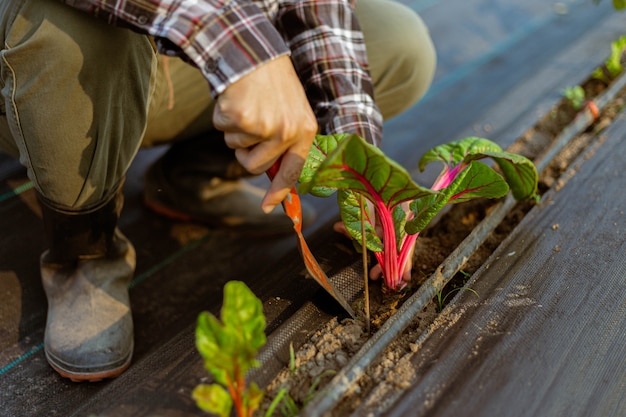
[383,114,626,417]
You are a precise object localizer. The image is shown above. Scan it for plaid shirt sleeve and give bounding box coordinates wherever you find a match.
[60,0,382,145]
[276,0,382,145]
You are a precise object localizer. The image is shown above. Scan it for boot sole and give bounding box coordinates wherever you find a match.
[46,350,133,383]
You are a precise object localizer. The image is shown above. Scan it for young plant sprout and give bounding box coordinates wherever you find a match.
[299,134,538,292]
[193,281,266,417]
[592,35,626,82]
[562,85,586,110]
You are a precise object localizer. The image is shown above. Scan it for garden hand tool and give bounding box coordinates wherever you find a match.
[267,159,356,318]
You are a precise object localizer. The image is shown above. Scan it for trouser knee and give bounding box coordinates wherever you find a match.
[356,0,437,120]
[0,0,156,209]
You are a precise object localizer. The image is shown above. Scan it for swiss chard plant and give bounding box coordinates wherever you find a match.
[298,134,539,292]
[193,281,266,417]
[592,35,626,82]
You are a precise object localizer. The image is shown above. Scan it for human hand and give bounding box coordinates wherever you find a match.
[213,55,318,213]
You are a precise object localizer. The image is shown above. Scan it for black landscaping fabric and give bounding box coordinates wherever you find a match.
[386,112,626,417]
[1,0,625,416]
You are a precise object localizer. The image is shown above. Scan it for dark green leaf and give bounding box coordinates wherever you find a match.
[300,134,434,208]
[446,161,509,203]
[419,137,502,170]
[406,193,449,234]
[405,160,504,233]
[419,137,538,201]
[477,152,538,200]
[392,205,407,249]
[298,134,350,197]
[338,190,383,252]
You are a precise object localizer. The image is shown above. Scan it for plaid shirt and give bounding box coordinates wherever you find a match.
[61,0,382,145]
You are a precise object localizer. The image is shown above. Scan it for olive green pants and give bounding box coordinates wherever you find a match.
[0,0,435,209]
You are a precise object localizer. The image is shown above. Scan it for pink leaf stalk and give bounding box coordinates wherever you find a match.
[336,161,421,292]
[342,166,407,291]
[431,162,466,191]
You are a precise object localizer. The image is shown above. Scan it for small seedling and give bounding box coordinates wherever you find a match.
[278,394,300,417]
[270,368,337,417]
[266,388,290,417]
[593,35,626,82]
[193,281,266,417]
[435,285,479,313]
[562,85,586,110]
[288,342,297,376]
[606,36,626,76]
[305,369,337,404]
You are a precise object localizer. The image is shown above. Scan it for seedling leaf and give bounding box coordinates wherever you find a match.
[192,384,232,417]
[608,36,626,75]
[194,281,266,417]
[594,0,626,9]
[562,85,586,110]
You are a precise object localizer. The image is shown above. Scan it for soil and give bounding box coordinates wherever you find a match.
[259,59,626,416]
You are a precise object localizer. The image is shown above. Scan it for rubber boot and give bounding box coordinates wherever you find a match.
[39,183,135,382]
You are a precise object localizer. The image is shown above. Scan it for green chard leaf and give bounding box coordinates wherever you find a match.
[392,204,408,249]
[192,384,232,417]
[338,190,383,252]
[298,134,351,197]
[196,313,233,385]
[405,160,509,233]
[419,137,539,201]
[446,161,510,203]
[194,281,266,415]
[419,137,503,170]
[220,280,266,359]
[406,192,450,235]
[299,134,435,208]
[472,152,538,201]
[245,382,264,412]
